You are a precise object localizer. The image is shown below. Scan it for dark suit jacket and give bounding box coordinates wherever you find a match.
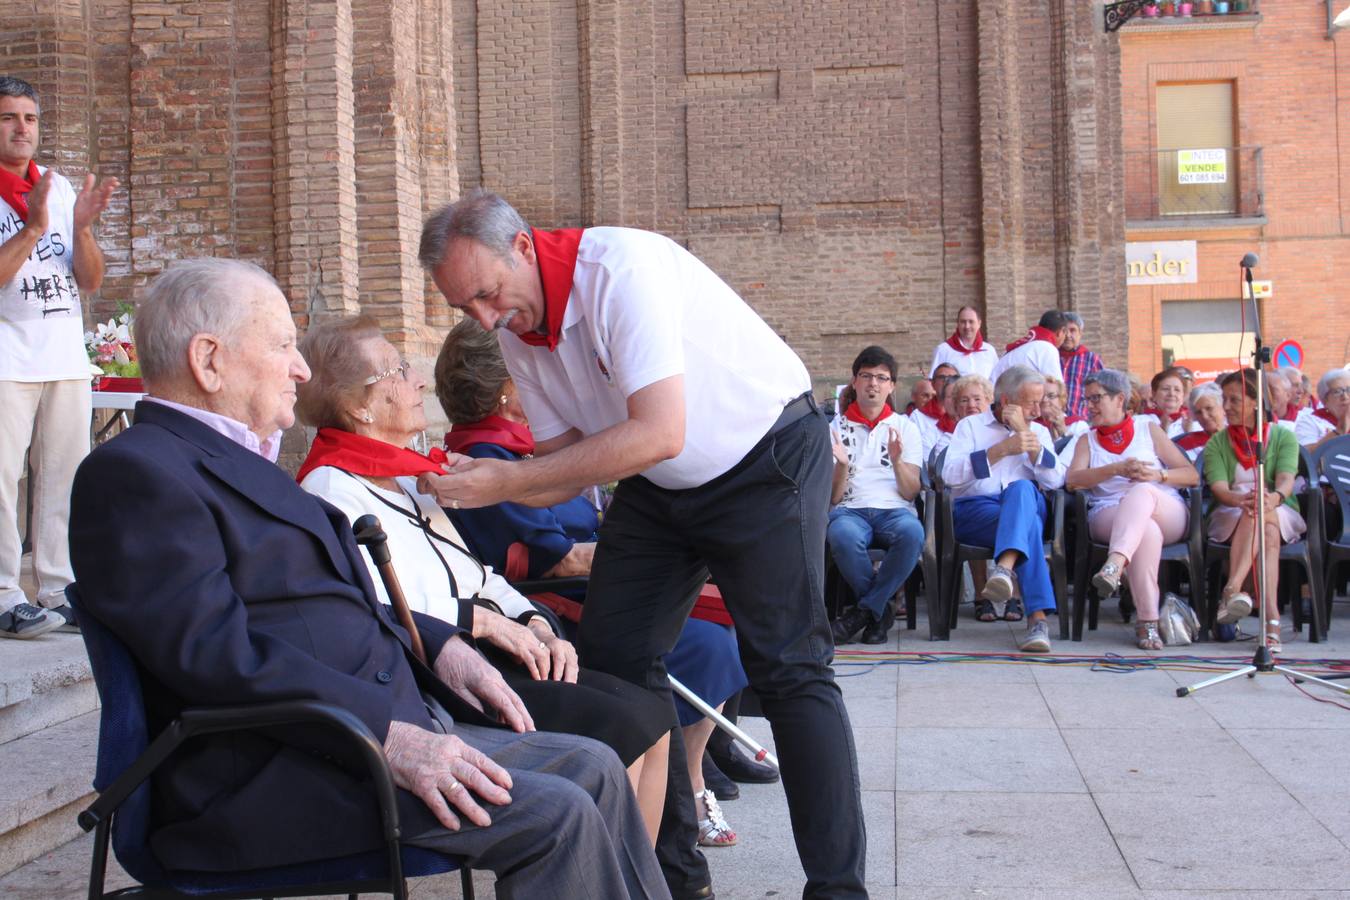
[69,402,491,873]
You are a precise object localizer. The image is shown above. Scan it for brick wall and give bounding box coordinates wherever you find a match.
[1122,5,1350,381]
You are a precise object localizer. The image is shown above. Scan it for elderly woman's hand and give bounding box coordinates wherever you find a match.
[526,617,580,684]
[474,609,554,680]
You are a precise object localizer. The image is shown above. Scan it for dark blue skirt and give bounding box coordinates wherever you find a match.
[667,618,748,727]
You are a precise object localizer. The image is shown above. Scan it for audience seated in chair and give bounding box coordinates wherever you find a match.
[1176,382,1225,461]
[68,260,666,898]
[1296,370,1350,450]
[827,345,925,646]
[909,367,959,462]
[1066,369,1199,650]
[942,365,1067,652]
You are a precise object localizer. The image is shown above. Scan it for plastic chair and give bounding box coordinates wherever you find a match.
[1202,447,1326,643]
[1315,434,1350,632]
[67,585,476,900]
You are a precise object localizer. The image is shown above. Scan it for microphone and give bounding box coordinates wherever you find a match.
[1240,252,1259,269]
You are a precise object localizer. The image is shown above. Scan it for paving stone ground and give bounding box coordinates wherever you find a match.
[5,600,1350,899]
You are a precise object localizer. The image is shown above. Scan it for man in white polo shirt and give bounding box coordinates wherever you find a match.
[928,305,998,379]
[990,309,1071,383]
[828,345,924,646]
[0,75,116,638]
[417,191,866,900]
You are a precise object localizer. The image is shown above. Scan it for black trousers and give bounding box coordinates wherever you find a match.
[577,404,867,899]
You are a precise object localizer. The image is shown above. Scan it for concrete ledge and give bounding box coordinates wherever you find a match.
[0,711,98,841]
[1121,14,1262,35]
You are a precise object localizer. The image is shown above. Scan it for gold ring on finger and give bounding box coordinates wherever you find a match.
[538,641,547,649]
[445,778,461,792]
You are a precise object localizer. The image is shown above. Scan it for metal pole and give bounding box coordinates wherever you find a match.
[668,675,780,771]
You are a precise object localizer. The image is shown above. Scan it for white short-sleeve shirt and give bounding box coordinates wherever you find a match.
[498,227,811,489]
[831,410,923,513]
[929,340,998,379]
[0,168,88,381]
[990,339,1061,383]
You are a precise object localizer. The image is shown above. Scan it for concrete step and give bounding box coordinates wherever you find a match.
[0,710,98,877]
[0,632,99,745]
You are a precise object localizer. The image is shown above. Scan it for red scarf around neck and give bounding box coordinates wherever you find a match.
[443,414,536,457]
[844,401,893,430]
[296,427,448,484]
[1094,416,1134,455]
[1141,405,1183,425]
[516,227,584,352]
[1315,408,1342,430]
[1227,422,1270,470]
[0,161,41,223]
[1281,403,1298,422]
[1005,325,1059,353]
[1059,344,1088,361]
[1174,430,1211,453]
[945,330,984,354]
[915,397,956,434]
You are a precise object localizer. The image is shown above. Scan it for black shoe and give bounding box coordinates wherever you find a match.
[701,751,739,801]
[671,884,715,900]
[45,603,79,633]
[708,741,779,785]
[860,604,895,644]
[830,605,873,644]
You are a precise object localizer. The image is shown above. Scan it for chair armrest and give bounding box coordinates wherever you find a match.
[1072,489,1089,560]
[79,701,401,845]
[1048,489,1066,556]
[511,576,589,595]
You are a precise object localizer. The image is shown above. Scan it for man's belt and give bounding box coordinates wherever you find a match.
[768,391,817,436]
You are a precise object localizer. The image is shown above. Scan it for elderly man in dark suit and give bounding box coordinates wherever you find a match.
[68,258,667,899]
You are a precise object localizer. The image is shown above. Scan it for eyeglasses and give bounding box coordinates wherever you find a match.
[1083,392,1111,405]
[1327,386,1350,400]
[364,359,412,386]
[857,373,893,384]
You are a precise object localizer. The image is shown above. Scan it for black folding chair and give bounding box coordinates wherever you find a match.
[68,584,477,900]
[1315,434,1350,633]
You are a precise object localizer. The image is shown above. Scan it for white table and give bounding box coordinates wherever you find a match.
[91,391,143,443]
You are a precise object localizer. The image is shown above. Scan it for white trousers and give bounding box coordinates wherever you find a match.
[0,379,91,611]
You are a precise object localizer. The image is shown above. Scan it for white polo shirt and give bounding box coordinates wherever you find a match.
[908,407,952,463]
[1294,407,1338,446]
[928,339,998,379]
[831,410,923,513]
[0,167,88,381]
[990,339,1061,383]
[941,409,1066,499]
[499,227,811,490]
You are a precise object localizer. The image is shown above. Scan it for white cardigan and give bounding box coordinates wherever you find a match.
[300,466,538,629]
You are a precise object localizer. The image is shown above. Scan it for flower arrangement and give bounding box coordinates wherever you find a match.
[85,302,140,378]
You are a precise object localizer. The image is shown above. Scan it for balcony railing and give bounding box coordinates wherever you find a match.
[1125,146,1263,223]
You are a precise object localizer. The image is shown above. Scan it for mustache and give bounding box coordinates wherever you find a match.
[493,309,518,331]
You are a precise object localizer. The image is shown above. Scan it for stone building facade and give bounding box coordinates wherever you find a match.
[3,0,1126,404]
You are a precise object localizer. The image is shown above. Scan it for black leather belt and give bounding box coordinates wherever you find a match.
[768,391,817,436]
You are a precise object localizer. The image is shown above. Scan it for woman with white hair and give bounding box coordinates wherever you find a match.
[1175,382,1225,461]
[1295,369,1350,449]
[1066,369,1199,650]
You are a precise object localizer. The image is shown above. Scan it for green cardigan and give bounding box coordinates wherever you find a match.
[1202,424,1300,511]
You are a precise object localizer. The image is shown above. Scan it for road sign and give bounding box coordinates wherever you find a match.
[1273,340,1303,369]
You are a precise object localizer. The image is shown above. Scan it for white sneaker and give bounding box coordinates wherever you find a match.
[1018,620,1051,654]
[1216,592,1252,625]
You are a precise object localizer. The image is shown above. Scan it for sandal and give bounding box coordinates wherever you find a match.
[975,598,998,623]
[1003,597,1024,622]
[696,788,737,847]
[1093,561,1123,599]
[1264,618,1282,654]
[1135,620,1163,651]
[1216,588,1252,625]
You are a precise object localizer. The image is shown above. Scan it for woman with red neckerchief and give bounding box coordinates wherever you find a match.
[1204,368,1306,653]
[1295,369,1350,450]
[1142,367,1201,440]
[1066,369,1199,650]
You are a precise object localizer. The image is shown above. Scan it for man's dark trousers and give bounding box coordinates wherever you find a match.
[578,405,868,899]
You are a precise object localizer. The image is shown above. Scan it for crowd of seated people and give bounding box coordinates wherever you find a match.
[824,307,1350,653]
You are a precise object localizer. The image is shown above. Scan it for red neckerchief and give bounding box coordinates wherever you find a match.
[945,330,984,354]
[1059,344,1088,361]
[1005,325,1059,353]
[443,414,536,457]
[1094,416,1135,455]
[1227,422,1270,470]
[1141,405,1183,424]
[1281,403,1298,422]
[1174,430,1211,452]
[0,161,41,223]
[914,398,956,434]
[1066,414,1085,425]
[296,427,449,484]
[517,227,584,351]
[1315,408,1341,429]
[844,402,893,430]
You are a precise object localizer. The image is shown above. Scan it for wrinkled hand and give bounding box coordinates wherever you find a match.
[887,426,903,466]
[527,617,580,683]
[830,430,850,467]
[1001,403,1029,433]
[433,635,535,732]
[383,721,513,831]
[417,455,516,510]
[22,171,53,235]
[1000,430,1041,460]
[73,173,118,232]
[475,609,553,681]
[542,541,595,578]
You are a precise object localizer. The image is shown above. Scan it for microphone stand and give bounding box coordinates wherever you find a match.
[1178,264,1348,699]
[353,514,428,666]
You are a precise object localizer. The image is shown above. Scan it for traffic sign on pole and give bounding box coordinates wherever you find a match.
[1273,340,1303,369]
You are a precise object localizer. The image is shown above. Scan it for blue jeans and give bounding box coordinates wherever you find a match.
[827,506,924,620]
[953,480,1056,615]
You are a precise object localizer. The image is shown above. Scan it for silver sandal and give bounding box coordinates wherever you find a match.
[1135,620,1163,651]
[1093,561,1123,598]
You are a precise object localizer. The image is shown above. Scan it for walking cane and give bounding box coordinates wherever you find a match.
[668,675,780,771]
[352,514,427,666]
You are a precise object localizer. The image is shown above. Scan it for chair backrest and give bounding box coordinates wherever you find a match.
[1053,434,1073,455]
[929,446,947,490]
[1318,434,1350,544]
[67,585,168,885]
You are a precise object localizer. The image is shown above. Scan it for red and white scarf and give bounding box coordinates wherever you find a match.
[1094,416,1134,455]
[0,161,40,223]
[516,227,584,352]
[296,428,449,483]
[1005,325,1059,353]
[944,330,984,355]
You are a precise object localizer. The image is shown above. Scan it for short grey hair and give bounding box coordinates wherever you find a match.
[419,189,531,270]
[993,365,1044,403]
[1318,368,1350,401]
[1264,369,1288,390]
[1085,368,1131,398]
[1063,311,1084,328]
[1187,381,1222,414]
[135,258,274,383]
[0,76,39,112]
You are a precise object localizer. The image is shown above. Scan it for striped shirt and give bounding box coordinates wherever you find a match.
[1061,346,1103,419]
